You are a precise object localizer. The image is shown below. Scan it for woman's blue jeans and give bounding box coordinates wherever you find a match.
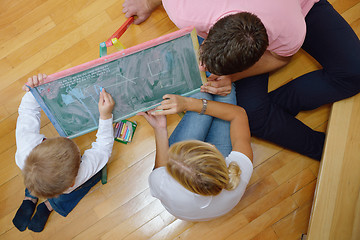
[234,0,360,160]
[169,86,236,157]
[25,171,101,217]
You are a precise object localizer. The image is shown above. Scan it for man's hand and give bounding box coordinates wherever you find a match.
[122,0,161,25]
[200,74,232,96]
[23,73,47,92]
[98,88,115,120]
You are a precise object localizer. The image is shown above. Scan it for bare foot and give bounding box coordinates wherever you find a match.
[122,0,162,24]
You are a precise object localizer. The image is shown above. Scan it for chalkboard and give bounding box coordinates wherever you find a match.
[30,27,206,138]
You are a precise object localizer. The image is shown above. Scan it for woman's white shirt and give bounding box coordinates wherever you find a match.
[148,151,253,221]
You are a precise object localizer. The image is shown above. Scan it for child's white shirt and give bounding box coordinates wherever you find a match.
[15,92,114,193]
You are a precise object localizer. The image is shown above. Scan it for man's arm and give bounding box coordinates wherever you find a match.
[228,51,291,81]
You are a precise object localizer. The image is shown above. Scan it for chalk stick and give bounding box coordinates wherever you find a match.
[115,122,121,137]
[117,122,124,137]
[121,125,127,139]
[114,122,119,134]
[124,127,129,140]
[126,121,133,138]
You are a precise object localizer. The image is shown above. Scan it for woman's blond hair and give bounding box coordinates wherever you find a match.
[167,140,241,196]
[23,137,81,198]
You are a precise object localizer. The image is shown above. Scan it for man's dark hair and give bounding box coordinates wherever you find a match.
[199,12,269,76]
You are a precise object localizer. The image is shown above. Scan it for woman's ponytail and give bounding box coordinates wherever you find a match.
[225,162,241,190]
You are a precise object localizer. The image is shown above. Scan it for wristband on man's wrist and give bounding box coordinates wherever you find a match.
[199,99,208,115]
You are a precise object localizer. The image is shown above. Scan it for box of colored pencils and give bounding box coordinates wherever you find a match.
[114,120,137,144]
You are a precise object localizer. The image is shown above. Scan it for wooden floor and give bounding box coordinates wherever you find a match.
[0,0,358,239]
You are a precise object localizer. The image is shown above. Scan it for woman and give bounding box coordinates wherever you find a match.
[139,89,253,221]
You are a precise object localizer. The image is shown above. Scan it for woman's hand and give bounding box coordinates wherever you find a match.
[151,94,189,115]
[23,73,47,92]
[137,110,167,130]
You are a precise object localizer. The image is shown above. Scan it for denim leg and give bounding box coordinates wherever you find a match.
[204,85,236,157]
[48,171,101,217]
[269,0,360,115]
[169,92,214,146]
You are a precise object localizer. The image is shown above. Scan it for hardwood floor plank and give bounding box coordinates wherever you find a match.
[101,200,165,240]
[273,202,313,240]
[123,215,166,240]
[0,17,56,60]
[93,153,155,218]
[0,0,46,30]
[226,198,298,240]
[148,219,194,240]
[250,227,279,240]
[0,146,20,185]
[292,180,317,207]
[271,155,314,185]
[0,0,60,44]
[73,189,155,240]
[0,227,34,240]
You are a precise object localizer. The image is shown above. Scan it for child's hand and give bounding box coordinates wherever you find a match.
[98,88,115,120]
[151,94,189,116]
[22,73,47,92]
[137,110,167,130]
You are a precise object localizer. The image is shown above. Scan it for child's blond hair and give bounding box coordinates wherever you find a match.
[167,140,241,196]
[23,137,81,198]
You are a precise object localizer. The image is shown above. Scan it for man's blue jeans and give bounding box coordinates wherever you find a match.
[169,86,236,157]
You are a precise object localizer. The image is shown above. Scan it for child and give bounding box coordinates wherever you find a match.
[139,90,253,221]
[12,73,115,232]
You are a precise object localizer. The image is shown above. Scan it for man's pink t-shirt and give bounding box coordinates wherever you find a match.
[162,0,319,57]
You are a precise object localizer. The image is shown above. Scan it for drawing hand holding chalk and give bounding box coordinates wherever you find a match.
[23,73,47,92]
[200,74,232,96]
[98,88,115,120]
